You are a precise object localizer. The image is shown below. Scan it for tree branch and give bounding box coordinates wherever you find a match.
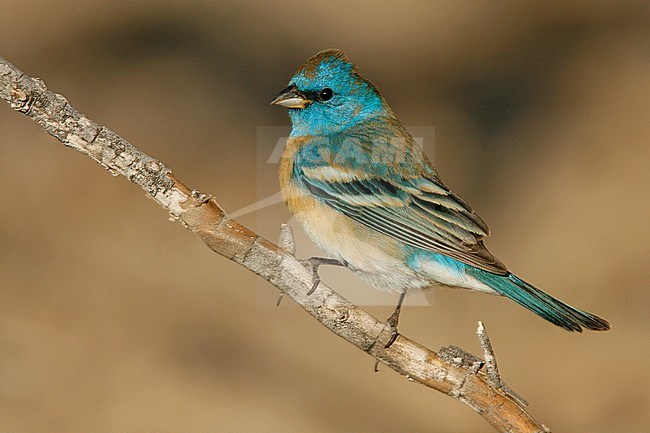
[0,56,549,433]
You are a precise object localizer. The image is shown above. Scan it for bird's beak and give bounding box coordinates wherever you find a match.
[271,84,312,109]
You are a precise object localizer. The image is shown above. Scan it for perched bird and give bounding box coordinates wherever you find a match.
[272,49,610,345]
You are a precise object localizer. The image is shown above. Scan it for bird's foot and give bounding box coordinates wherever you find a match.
[384,291,406,348]
[374,313,400,372]
[299,257,347,295]
[275,256,345,306]
[384,309,400,348]
[276,225,348,306]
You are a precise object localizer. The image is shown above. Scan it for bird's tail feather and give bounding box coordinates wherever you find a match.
[478,271,610,332]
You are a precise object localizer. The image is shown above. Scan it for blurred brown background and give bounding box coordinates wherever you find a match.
[1,1,648,432]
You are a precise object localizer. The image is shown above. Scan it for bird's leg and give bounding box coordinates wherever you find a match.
[299,257,347,295]
[385,291,407,348]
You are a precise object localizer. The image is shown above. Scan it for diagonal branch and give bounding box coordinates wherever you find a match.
[0,56,549,433]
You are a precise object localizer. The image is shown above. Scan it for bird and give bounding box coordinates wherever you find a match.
[271,49,610,346]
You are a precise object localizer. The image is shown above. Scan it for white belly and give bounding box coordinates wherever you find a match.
[290,195,430,293]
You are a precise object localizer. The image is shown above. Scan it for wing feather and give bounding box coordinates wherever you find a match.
[299,167,507,274]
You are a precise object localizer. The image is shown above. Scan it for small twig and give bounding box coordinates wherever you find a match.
[276,224,297,305]
[278,223,296,255]
[478,321,529,408]
[478,321,502,388]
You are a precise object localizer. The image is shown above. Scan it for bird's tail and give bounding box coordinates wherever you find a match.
[476,271,610,332]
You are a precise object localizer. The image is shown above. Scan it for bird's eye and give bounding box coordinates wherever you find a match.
[319,88,333,101]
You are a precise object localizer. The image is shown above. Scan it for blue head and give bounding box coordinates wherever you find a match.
[271,49,387,136]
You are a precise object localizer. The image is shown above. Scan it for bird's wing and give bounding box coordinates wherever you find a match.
[297,164,508,274]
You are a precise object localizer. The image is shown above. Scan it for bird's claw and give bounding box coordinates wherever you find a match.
[276,291,284,307]
[385,330,399,348]
[278,257,344,306]
[376,316,400,372]
[384,318,400,348]
[299,257,346,296]
[306,278,321,295]
[384,292,406,348]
